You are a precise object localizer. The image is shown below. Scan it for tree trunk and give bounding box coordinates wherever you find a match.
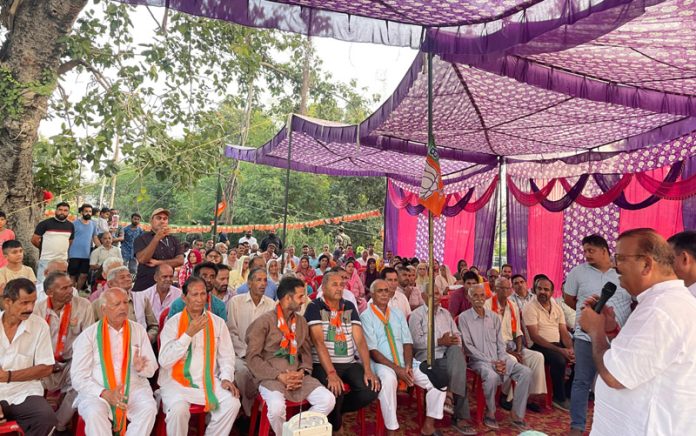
[298,36,312,116]
[0,0,88,266]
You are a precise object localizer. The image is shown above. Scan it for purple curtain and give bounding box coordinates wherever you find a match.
[507,186,529,278]
[473,185,498,272]
[683,156,696,229]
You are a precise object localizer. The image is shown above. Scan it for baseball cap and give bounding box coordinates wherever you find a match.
[150,208,170,220]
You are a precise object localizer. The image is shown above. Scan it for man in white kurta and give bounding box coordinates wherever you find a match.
[580,229,696,436]
[71,287,157,435]
[159,276,241,435]
[33,271,94,432]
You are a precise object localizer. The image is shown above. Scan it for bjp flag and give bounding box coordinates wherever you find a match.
[215,200,227,217]
[418,137,446,216]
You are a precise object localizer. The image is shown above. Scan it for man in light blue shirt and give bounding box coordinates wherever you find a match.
[360,279,446,436]
[235,255,278,299]
[563,234,633,435]
[67,203,100,291]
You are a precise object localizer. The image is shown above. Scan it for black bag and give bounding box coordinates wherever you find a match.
[419,358,449,391]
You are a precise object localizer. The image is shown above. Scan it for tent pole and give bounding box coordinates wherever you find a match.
[497,158,503,268]
[280,114,293,273]
[426,49,435,368]
[212,168,221,241]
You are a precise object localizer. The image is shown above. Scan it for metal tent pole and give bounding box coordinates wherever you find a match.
[426,50,435,368]
[280,114,293,273]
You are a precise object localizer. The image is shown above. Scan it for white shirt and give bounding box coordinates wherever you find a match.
[70,320,157,407]
[238,236,257,247]
[591,280,696,436]
[688,282,696,298]
[35,283,79,303]
[226,293,275,357]
[158,311,235,387]
[389,290,412,317]
[137,284,182,320]
[0,313,55,404]
[71,320,157,404]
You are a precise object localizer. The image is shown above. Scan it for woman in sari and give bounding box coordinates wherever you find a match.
[361,258,379,299]
[295,255,317,290]
[267,258,281,285]
[435,262,457,295]
[454,259,469,281]
[178,249,202,286]
[344,258,367,312]
[415,262,429,291]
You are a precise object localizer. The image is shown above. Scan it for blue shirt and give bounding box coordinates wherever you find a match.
[122,225,143,261]
[563,262,633,342]
[236,281,278,300]
[68,219,97,259]
[360,303,412,366]
[167,294,227,321]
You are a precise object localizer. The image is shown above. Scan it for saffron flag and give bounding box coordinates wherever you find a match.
[215,200,227,217]
[418,139,446,216]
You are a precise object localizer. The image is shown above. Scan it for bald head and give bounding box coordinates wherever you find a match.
[616,228,677,296]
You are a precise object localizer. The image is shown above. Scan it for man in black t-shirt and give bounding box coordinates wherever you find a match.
[132,208,184,292]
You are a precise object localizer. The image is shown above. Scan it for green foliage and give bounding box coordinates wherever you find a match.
[0,67,56,121]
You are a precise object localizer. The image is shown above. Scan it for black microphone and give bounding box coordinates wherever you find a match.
[593,282,617,313]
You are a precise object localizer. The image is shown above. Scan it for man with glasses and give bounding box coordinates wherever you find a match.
[564,234,632,436]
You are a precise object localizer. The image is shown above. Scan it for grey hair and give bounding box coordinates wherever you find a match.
[370,279,388,294]
[494,277,510,288]
[44,271,71,292]
[468,283,485,298]
[102,257,124,273]
[107,266,131,282]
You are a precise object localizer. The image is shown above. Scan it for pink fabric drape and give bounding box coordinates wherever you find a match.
[619,167,684,239]
[396,207,418,258]
[443,209,476,272]
[559,174,633,208]
[527,204,565,297]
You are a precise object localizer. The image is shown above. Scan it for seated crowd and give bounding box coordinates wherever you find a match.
[4,204,696,435]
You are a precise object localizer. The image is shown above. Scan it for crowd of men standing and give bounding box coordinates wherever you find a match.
[1,203,696,436]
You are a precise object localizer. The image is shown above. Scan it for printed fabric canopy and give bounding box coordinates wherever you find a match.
[227,45,696,192]
[117,0,655,56]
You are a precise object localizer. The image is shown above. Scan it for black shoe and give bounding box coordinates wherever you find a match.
[527,402,542,413]
[499,395,512,411]
[553,399,571,412]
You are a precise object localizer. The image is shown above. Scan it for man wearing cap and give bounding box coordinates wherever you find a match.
[132,209,185,292]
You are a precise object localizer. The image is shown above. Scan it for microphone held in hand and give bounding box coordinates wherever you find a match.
[593,282,617,314]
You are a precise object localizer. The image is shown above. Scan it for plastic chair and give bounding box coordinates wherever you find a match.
[544,364,554,410]
[155,403,206,436]
[469,369,487,425]
[0,421,23,436]
[341,383,370,436]
[413,385,426,428]
[248,394,310,436]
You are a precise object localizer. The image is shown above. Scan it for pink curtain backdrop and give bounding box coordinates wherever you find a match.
[527,204,565,297]
[396,207,418,258]
[443,209,476,272]
[619,167,684,239]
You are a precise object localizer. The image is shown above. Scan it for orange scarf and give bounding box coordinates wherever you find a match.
[171,310,219,411]
[46,298,71,361]
[274,304,297,364]
[96,318,131,436]
[491,297,517,336]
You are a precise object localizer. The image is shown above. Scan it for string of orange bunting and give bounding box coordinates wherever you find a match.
[44,209,382,234]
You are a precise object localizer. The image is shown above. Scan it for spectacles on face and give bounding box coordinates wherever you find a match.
[613,254,646,263]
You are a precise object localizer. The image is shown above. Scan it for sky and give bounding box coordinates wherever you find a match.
[39,6,418,138]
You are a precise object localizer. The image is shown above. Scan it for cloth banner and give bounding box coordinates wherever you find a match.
[526,205,565,297]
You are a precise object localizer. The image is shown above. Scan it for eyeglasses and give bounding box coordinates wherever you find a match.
[613,254,646,263]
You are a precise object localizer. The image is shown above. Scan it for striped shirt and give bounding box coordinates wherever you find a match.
[305,298,360,364]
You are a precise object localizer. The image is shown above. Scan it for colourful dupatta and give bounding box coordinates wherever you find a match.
[274,304,298,364]
[370,304,407,390]
[171,310,219,411]
[96,318,131,436]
